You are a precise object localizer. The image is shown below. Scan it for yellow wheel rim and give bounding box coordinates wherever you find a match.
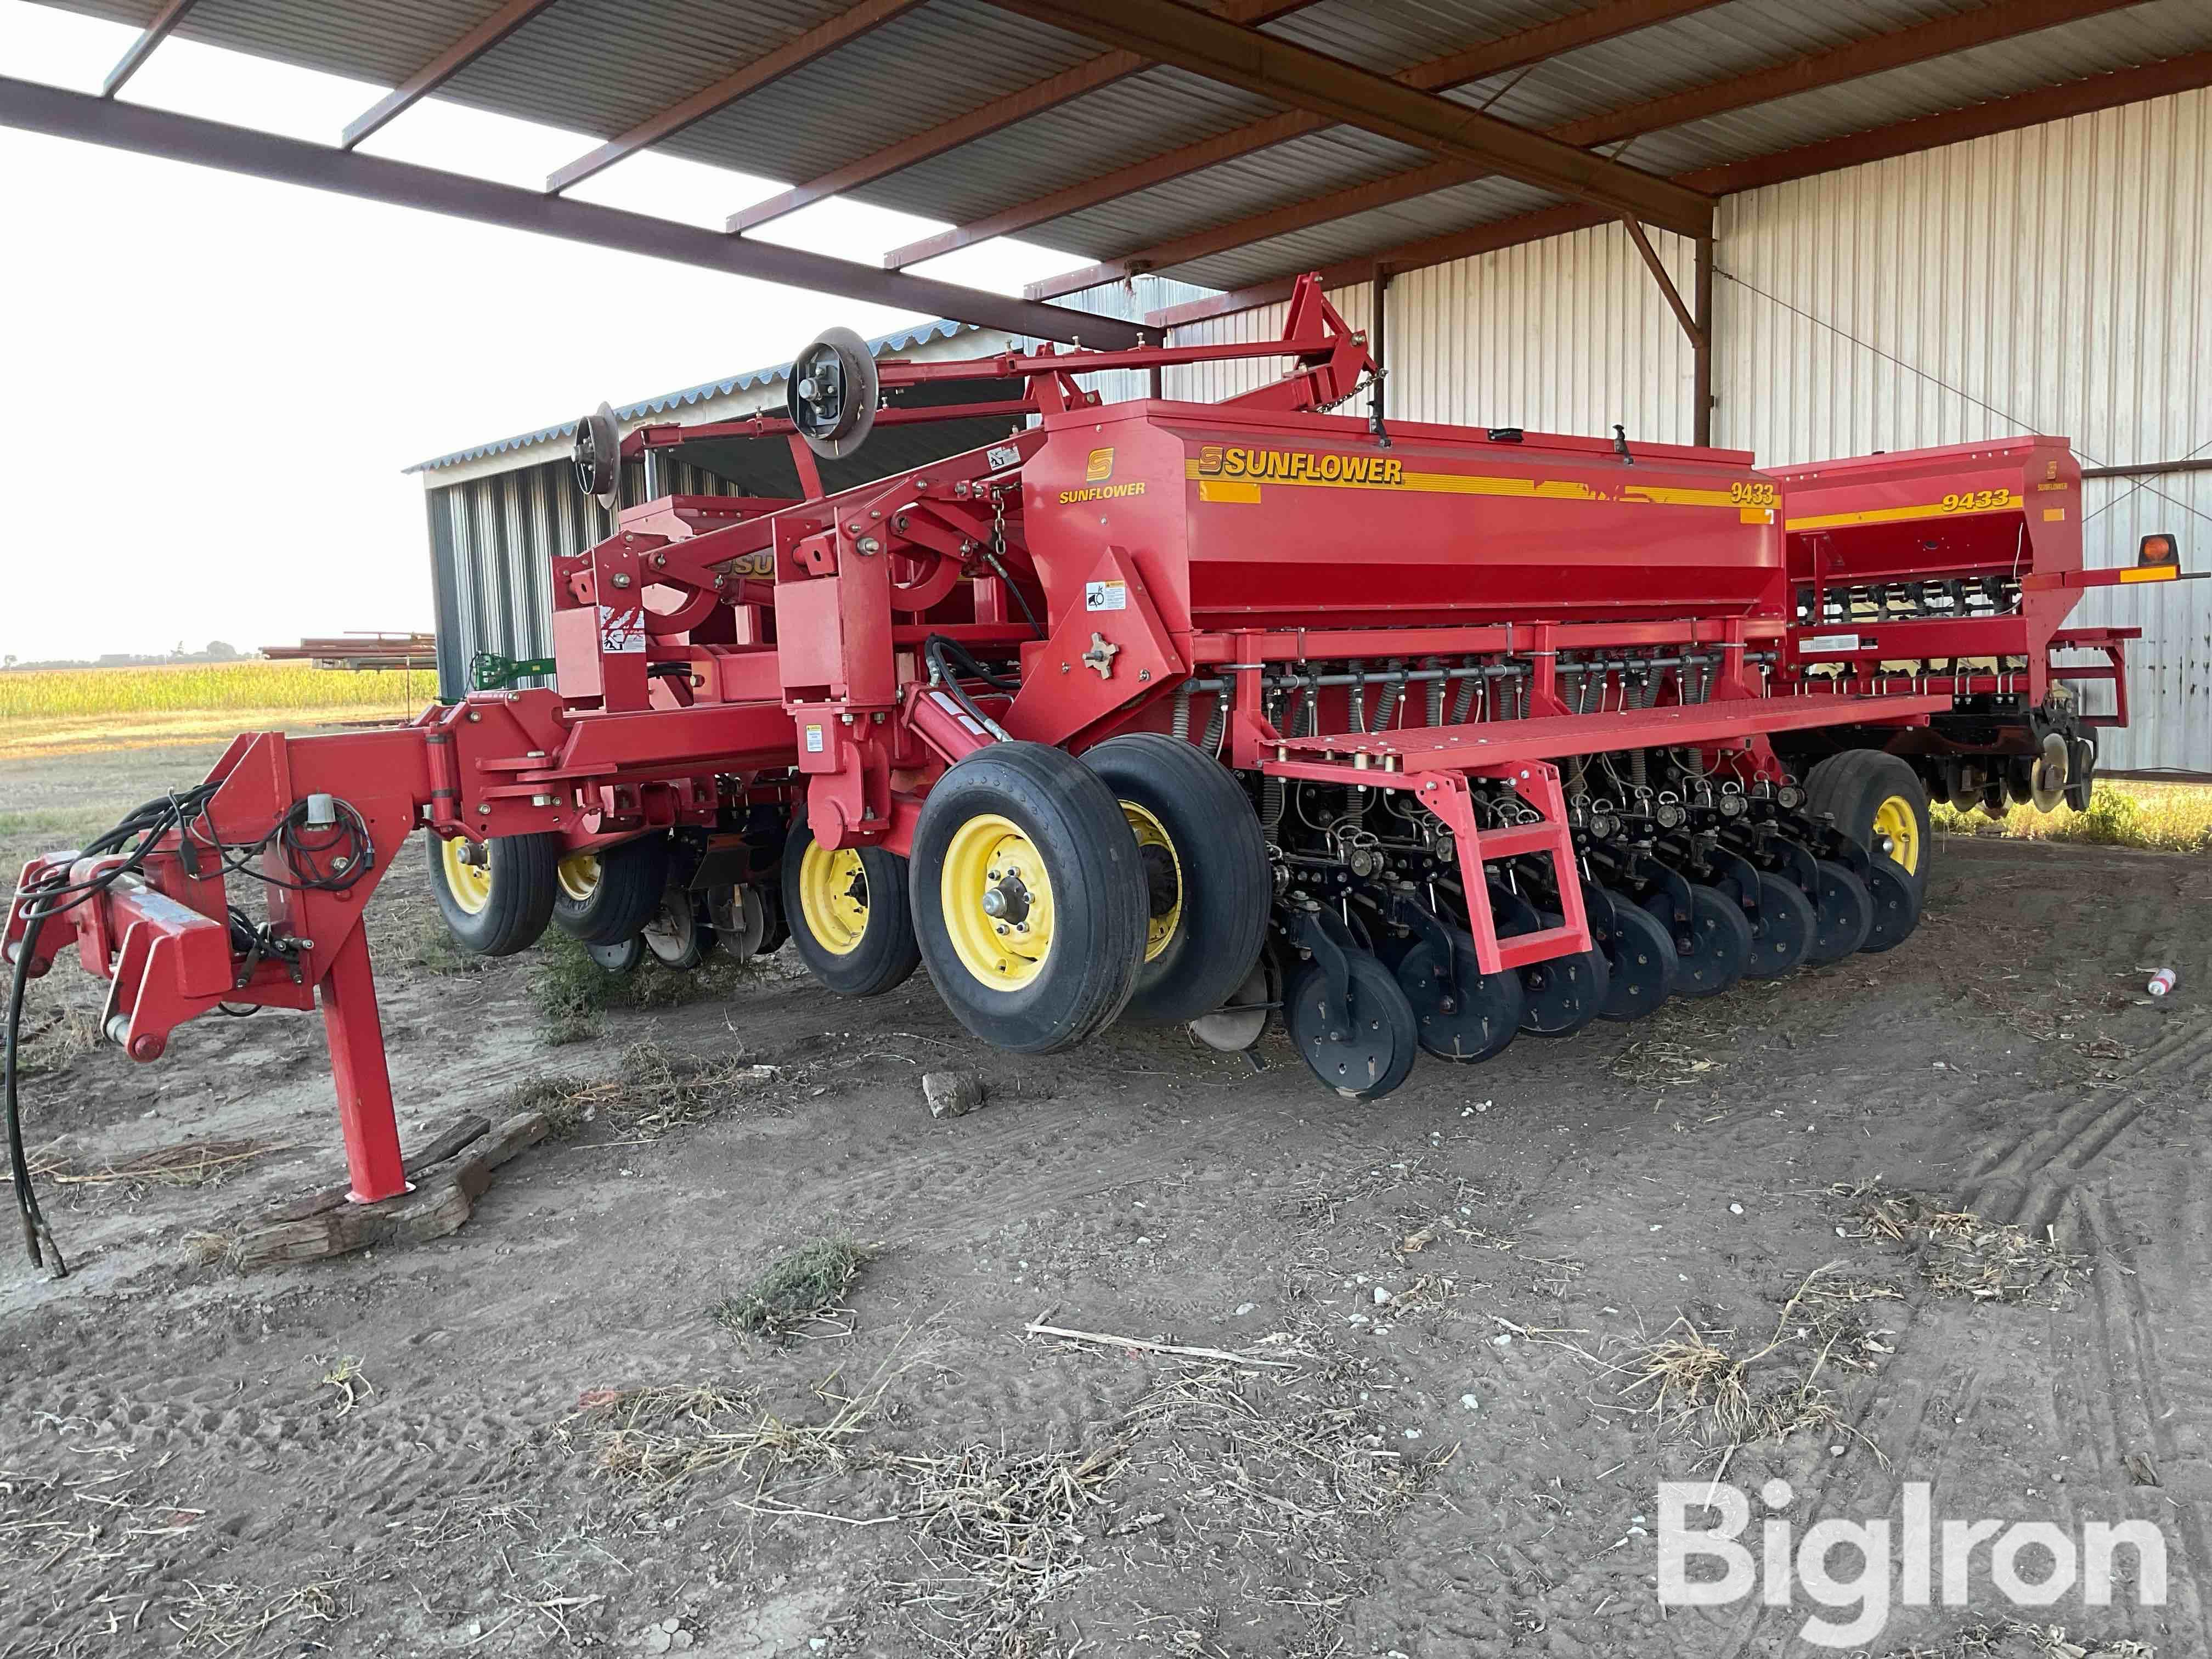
[556,850,601,902]
[799,841,870,956]
[940,813,1055,991]
[1121,802,1182,963]
[440,837,493,916]
[1872,793,1920,875]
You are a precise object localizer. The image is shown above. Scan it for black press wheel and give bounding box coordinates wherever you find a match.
[1082,732,1271,1025]
[1742,870,1815,979]
[1806,749,1931,895]
[1516,910,1610,1037]
[1593,889,1677,1022]
[585,934,645,974]
[1804,859,1873,965]
[427,830,558,957]
[1393,926,1521,1063]
[551,833,671,945]
[910,742,1149,1054]
[1858,854,1923,953]
[1286,952,1419,1098]
[1641,883,1752,998]
[781,816,921,997]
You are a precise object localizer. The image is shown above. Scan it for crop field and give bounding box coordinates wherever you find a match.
[0,661,432,760]
[0,661,427,720]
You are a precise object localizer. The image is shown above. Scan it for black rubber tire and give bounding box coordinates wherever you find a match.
[1858,854,1923,953]
[781,816,921,997]
[1082,732,1271,1025]
[910,742,1149,1054]
[426,831,557,958]
[1641,883,1752,999]
[1595,893,1677,1022]
[1742,870,1816,978]
[552,833,672,945]
[2063,736,2096,814]
[1286,952,1420,1099]
[1803,858,1874,965]
[1804,749,1933,896]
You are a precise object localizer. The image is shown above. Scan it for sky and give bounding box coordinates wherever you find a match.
[0,1,1080,663]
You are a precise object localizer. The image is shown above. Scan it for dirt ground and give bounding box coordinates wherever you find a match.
[2,739,2207,1658]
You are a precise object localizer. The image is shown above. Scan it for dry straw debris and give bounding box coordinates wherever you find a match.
[1834,1180,2084,1305]
[1877,1617,2155,1658]
[1616,1266,1893,1454]
[508,1042,783,1141]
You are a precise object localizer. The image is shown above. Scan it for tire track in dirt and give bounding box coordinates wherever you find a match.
[1957,1018,2212,1233]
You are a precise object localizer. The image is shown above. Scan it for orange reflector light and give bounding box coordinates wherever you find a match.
[2137,532,2180,568]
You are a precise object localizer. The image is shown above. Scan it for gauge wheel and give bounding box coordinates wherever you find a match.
[781,817,920,996]
[1082,732,1270,1025]
[427,830,557,957]
[551,833,670,945]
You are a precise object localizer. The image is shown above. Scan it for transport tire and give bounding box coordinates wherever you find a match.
[781,817,920,997]
[1082,733,1271,1025]
[1803,859,1874,965]
[1594,892,1677,1022]
[1858,855,1923,954]
[910,743,1148,1053]
[1805,750,1932,896]
[1393,927,1521,1063]
[1742,870,1816,978]
[585,934,645,974]
[642,883,714,969]
[427,830,558,958]
[1641,883,1751,998]
[551,833,671,945]
[1286,952,1419,1098]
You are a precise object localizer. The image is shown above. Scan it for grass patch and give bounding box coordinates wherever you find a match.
[527,929,758,1043]
[1833,1180,2083,1305]
[1933,779,2212,854]
[403,915,486,978]
[712,1237,879,1340]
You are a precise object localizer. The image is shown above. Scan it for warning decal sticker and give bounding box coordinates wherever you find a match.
[598,604,647,654]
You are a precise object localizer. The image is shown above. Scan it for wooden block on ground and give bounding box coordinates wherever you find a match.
[233,1112,544,1269]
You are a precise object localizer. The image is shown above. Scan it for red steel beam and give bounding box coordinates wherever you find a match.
[1147,46,2212,330]
[978,0,1713,239]
[1031,0,2150,301]
[884,0,1726,269]
[547,0,926,195]
[341,0,563,149]
[0,75,1148,349]
[101,0,198,99]
[725,0,1325,237]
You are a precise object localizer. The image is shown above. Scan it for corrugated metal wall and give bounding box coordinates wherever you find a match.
[427,456,740,698]
[1160,88,2206,771]
[1713,87,2211,772]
